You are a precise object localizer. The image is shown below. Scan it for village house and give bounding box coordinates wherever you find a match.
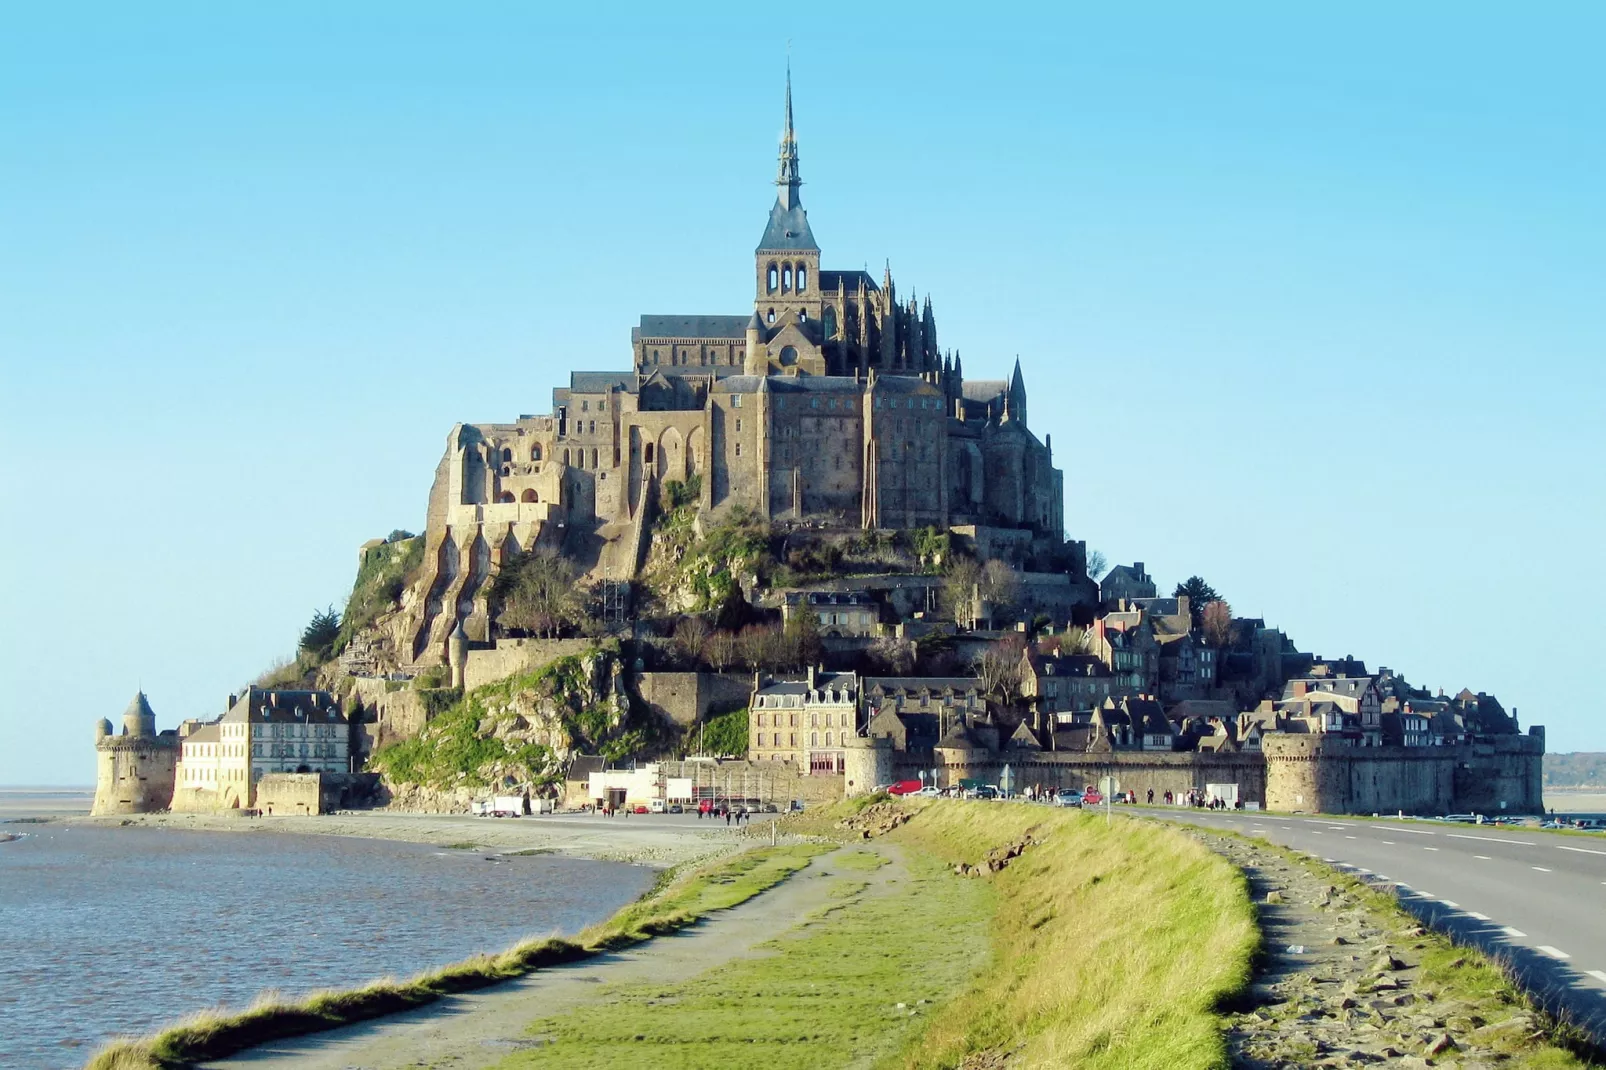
[748,668,859,775]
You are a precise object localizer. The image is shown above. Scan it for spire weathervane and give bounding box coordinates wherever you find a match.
[776,58,801,208]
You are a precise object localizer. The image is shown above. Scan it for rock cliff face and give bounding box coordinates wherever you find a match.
[369,647,635,813]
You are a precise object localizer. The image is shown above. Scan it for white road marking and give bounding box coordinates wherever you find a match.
[1466,912,1490,920]
[1371,824,1436,836]
[1538,946,1571,960]
[1424,847,1439,851]
[1588,970,1606,984]
[1474,855,1491,860]
[1312,831,1323,835]
[1281,826,1293,830]
[1447,833,1535,845]
[1323,858,1338,863]
[1501,927,1527,939]
[1346,835,1358,840]
[1440,900,1461,908]
[1533,867,1553,873]
[1556,845,1606,857]
[1381,840,1396,845]
[1328,826,1345,830]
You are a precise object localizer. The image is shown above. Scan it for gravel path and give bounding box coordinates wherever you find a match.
[1201,831,1555,1069]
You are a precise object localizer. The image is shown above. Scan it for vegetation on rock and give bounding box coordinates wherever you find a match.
[336,535,423,654]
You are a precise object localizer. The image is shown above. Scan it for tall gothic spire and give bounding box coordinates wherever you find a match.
[776,62,802,209]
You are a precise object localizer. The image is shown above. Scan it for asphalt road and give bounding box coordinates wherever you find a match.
[1133,805,1606,1042]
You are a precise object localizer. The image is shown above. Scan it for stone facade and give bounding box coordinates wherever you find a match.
[91,692,178,815]
[404,75,1068,667]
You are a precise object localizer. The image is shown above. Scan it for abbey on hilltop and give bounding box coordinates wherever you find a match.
[410,72,1073,663]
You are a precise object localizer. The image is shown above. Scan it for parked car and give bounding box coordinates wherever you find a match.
[915,786,942,798]
[1052,789,1083,808]
[886,779,924,796]
[632,804,649,814]
[1574,819,1606,831]
[668,803,684,815]
[974,785,999,800]
[1082,790,1104,807]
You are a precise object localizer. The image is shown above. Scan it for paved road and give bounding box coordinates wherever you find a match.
[1132,805,1606,1041]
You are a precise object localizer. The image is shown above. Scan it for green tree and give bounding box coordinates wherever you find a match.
[299,607,341,662]
[1173,576,1220,629]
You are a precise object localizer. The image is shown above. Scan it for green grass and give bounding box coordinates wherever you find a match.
[494,848,993,1069]
[493,801,1260,1070]
[83,844,829,1070]
[893,802,1258,1070]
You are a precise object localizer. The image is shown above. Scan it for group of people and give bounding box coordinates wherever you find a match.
[696,800,750,825]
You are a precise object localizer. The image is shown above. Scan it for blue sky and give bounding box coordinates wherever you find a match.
[2,3,1602,784]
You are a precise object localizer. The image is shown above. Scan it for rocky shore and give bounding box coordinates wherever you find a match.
[79,810,744,868]
[1201,830,1572,1068]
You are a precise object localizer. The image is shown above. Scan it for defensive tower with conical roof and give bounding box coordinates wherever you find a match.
[92,690,179,815]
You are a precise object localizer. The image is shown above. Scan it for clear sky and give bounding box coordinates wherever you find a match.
[2,3,1602,785]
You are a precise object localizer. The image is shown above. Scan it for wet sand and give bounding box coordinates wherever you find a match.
[80,809,758,868]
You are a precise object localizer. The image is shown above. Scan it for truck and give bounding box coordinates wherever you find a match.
[472,795,525,818]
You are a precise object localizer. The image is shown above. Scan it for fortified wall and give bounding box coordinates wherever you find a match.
[905,746,1269,804]
[1262,732,1545,815]
[91,694,178,816]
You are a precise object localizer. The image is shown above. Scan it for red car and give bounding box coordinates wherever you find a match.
[885,780,924,796]
[1082,790,1104,806]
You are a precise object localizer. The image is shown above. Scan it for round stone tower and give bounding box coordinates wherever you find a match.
[93,691,178,816]
[841,733,893,797]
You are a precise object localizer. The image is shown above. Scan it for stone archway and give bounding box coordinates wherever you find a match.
[658,427,686,483]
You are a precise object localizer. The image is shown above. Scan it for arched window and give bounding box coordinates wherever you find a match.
[563,448,570,465]
[766,309,776,324]
[591,447,598,469]
[810,731,819,747]
[501,448,512,462]
[825,730,833,746]
[797,265,808,292]
[823,306,837,339]
[767,264,778,293]
[521,489,538,503]
[498,491,514,503]
[530,444,542,461]
[781,264,792,291]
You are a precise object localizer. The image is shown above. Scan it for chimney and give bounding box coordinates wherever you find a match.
[807,664,817,688]
[1134,561,1145,578]
[227,693,237,710]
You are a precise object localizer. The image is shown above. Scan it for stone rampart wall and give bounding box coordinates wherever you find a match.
[915,749,1267,802]
[635,672,751,726]
[91,740,177,815]
[463,638,594,691]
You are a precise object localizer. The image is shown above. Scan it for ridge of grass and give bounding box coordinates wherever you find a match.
[83,843,829,1070]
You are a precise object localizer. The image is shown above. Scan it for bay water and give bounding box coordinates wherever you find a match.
[0,791,654,1069]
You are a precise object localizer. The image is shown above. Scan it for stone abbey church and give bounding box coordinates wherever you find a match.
[415,77,1065,662]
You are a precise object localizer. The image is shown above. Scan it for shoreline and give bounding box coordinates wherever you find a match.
[71,809,752,869]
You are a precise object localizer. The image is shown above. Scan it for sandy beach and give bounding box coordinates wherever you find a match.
[76,808,760,868]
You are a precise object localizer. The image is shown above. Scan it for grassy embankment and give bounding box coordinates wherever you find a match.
[83,843,829,1070]
[494,799,1260,1070]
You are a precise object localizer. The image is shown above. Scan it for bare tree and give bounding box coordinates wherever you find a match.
[673,617,711,666]
[498,551,582,638]
[975,634,1028,708]
[1084,548,1108,582]
[941,557,982,627]
[1201,599,1236,648]
[979,559,1021,614]
[706,630,738,673]
[867,635,916,676]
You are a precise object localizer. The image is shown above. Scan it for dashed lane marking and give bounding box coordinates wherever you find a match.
[1424,847,1440,851]
[1440,900,1461,908]
[1381,840,1396,845]
[1370,824,1436,836]
[1323,858,1338,863]
[1538,946,1571,960]
[1556,845,1606,857]
[1466,912,1490,920]
[1474,855,1491,860]
[1588,970,1606,984]
[1501,927,1527,939]
[1446,833,1536,846]
[1328,826,1345,830]
[1533,867,1553,873]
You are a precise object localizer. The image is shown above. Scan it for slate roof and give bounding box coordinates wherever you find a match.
[636,315,751,340]
[220,687,345,725]
[569,372,637,394]
[123,691,156,723]
[756,199,819,252]
[961,379,1008,402]
[754,673,858,698]
[819,269,877,294]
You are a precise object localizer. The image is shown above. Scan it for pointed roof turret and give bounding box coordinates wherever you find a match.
[757,64,817,253]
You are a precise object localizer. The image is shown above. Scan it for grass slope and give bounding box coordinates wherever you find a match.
[495,800,1258,1070]
[896,802,1258,1069]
